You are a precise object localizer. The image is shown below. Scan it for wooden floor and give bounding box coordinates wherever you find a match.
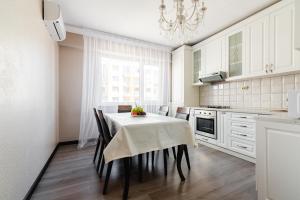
[31,144,257,200]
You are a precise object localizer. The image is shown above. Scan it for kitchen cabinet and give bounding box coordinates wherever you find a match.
[245,16,269,76]
[191,0,300,83]
[227,29,246,78]
[296,0,300,50]
[269,3,299,73]
[171,45,199,116]
[217,111,231,148]
[192,48,204,84]
[227,113,257,158]
[256,120,300,200]
[205,37,225,74]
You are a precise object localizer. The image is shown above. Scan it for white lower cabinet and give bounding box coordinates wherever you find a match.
[198,111,257,160]
[256,120,300,200]
[217,111,231,147]
[227,113,257,158]
[196,111,257,161]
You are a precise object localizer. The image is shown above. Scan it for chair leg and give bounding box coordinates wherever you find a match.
[151,151,155,168]
[183,145,191,170]
[176,145,185,181]
[172,147,177,160]
[99,157,105,177]
[96,142,104,172]
[103,161,113,195]
[146,152,149,169]
[123,158,130,200]
[93,138,100,163]
[138,154,143,182]
[163,149,168,176]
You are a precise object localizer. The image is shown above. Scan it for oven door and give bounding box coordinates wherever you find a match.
[195,115,217,139]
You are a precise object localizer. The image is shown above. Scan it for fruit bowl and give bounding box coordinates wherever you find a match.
[131,106,146,117]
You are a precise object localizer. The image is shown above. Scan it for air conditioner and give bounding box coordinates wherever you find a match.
[43,1,66,41]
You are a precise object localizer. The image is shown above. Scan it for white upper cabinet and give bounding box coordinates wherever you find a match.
[227,29,246,78]
[205,37,225,74]
[192,0,300,82]
[172,46,200,110]
[192,47,204,84]
[296,0,300,50]
[269,3,297,73]
[245,16,269,76]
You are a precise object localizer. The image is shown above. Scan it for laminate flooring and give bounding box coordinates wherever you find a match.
[31,144,257,200]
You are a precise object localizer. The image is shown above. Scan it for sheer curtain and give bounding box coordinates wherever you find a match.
[78,31,171,148]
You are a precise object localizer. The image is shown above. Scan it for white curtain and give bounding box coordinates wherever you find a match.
[78,31,171,148]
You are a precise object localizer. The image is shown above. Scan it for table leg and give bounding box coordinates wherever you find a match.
[176,145,185,181]
[123,157,130,200]
[138,154,143,182]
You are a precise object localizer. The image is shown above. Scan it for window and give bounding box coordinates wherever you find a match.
[100,58,162,105]
[144,65,161,102]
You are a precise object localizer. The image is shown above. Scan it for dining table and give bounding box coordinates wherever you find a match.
[102,112,195,198]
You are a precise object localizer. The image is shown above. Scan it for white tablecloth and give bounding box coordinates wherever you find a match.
[103,113,195,163]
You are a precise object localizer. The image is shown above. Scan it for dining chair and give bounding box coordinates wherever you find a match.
[118,105,132,113]
[97,110,133,199]
[175,107,191,170]
[93,108,105,173]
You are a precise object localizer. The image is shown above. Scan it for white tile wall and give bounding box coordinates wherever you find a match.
[199,73,300,110]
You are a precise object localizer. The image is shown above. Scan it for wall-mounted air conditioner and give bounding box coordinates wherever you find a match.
[43,0,66,41]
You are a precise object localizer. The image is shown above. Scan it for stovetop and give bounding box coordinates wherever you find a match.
[199,105,231,109]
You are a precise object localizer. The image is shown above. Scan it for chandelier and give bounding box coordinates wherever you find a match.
[159,0,207,41]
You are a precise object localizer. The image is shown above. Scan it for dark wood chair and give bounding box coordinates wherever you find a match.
[175,107,191,170]
[97,110,135,199]
[118,105,132,113]
[97,110,130,198]
[158,105,169,116]
[93,108,105,173]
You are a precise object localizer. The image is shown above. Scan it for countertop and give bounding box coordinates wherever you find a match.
[191,107,300,125]
[191,107,273,115]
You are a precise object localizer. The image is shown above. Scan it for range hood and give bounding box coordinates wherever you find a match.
[199,71,227,83]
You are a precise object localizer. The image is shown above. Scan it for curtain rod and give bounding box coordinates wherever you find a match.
[65,24,173,52]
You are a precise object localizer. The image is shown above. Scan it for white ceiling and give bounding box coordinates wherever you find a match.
[55,0,278,48]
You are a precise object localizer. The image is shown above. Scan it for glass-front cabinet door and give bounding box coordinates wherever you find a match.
[193,49,202,84]
[228,31,243,77]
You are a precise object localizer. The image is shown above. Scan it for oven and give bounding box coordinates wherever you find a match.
[194,109,217,139]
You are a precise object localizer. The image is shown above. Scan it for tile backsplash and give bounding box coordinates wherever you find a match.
[199,74,300,110]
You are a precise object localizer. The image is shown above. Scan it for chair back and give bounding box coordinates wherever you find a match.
[158,105,169,116]
[118,105,132,113]
[175,107,190,121]
[97,110,113,144]
[93,108,104,140]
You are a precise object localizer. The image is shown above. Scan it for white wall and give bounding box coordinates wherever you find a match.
[0,0,59,199]
[58,33,83,141]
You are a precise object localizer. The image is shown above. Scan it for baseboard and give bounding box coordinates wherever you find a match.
[23,143,59,200]
[59,140,79,145]
[23,140,79,200]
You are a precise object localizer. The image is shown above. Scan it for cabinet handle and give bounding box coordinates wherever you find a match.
[265,64,269,73]
[238,133,248,137]
[237,145,247,149]
[239,125,248,128]
[239,116,247,119]
[270,64,273,73]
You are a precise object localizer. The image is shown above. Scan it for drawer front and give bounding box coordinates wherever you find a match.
[231,113,257,122]
[231,121,255,132]
[231,130,255,141]
[228,137,256,158]
[195,135,217,145]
